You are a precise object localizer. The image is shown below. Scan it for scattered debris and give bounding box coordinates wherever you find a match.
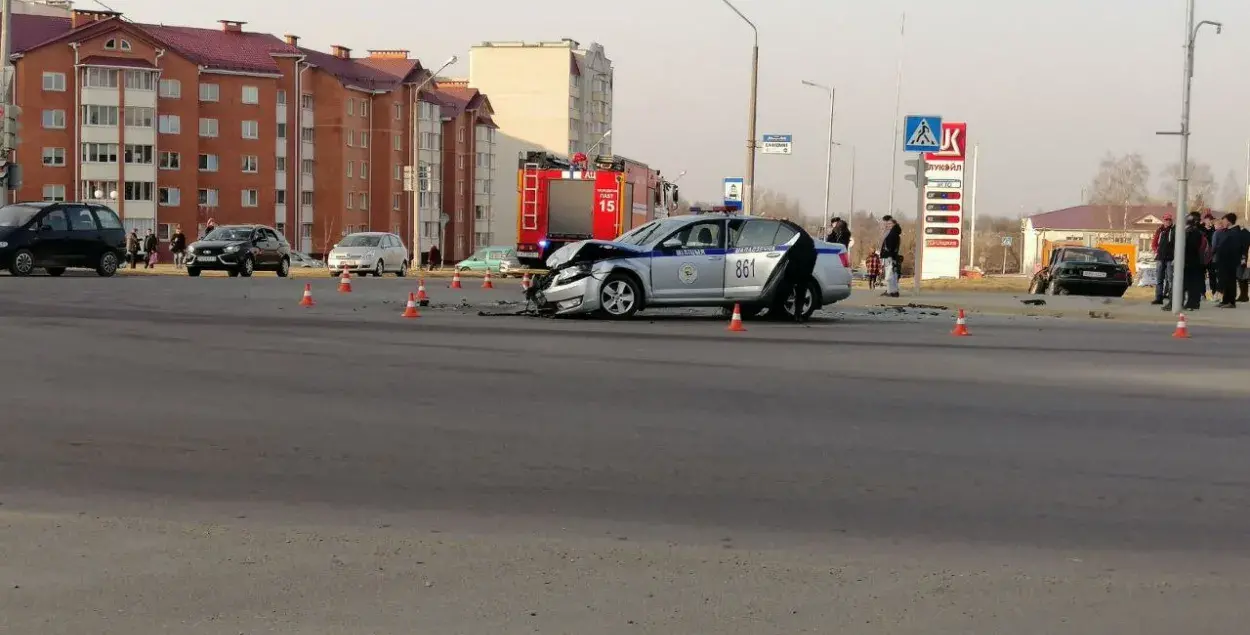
[1021,298,1046,306]
[1088,310,1114,319]
[905,302,949,310]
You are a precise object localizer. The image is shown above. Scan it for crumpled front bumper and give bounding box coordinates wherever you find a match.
[529,272,600,315]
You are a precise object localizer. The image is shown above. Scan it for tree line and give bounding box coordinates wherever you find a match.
[1086,152,1247,213]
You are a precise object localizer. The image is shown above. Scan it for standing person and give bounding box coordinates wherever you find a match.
[1214,213,1246,309]
[125,229,140,268]
[143,229,159,269]
[170,224,187,269]
[825,217,842,243]
[865,251,883,290]
[1172,211,1208,312]
[879,215,902,297]
[427,243,441,272]
[1150,213,1175,305]
[779,224,818,323]
[1201,213,1218,299]
[203,218,217,238]
[1238,221,1250,303]
[827,219,851,247]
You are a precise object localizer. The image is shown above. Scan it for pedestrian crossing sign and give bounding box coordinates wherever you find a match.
[903,115,942,152]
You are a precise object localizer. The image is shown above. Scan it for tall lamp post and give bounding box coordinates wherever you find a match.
[410,55,458,271]
[801,80,835,230]
[719,0,758,215]
[1158,1,1220,314]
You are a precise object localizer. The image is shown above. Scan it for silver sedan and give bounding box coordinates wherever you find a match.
[529,214,852,320]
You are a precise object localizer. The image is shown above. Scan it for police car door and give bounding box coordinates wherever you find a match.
[650,218,726,301]
[725,219,791,301]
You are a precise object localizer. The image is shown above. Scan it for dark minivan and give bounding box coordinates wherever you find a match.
[0,201,127,277]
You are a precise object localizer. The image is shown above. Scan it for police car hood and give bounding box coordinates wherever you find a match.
[545,240,646,268]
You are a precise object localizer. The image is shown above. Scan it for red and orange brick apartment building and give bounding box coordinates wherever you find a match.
[4,8,498,260]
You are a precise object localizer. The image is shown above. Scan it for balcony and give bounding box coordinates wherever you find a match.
[123,89,157,108]
[275,138,287,158]
[124,126,156,146]
[123,200,156,220]
[276,103,287,124]
[301,108,314,127]
[301,141,315,161]
[81,86,119,106]
[274,205,286,224]
[81,125,119,144]
[301,173,314,192]
[123,163,157,182]
[80,162,119,181]
[301,204,314,222]
[274,170,286,190]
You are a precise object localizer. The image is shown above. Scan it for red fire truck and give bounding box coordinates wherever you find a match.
[515,151,678,267]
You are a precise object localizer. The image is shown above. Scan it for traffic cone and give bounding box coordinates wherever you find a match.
[401,292,421,318]
[450,271,462,289]
[951,309,970,336]
[521,273,532,290]
[482,270,494,289]
[1172,313,1190,338]
[298,283,315,307]
[337,269,352,293]
[416,278,430,306]
[727,303,747,332]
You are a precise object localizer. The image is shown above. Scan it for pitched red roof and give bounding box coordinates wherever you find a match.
[140,23,298,74]
[298,47,403,90]
[357,56,423,82]
[1028,204,1175,231]
[5,14,71,53]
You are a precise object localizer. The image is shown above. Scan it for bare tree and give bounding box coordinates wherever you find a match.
[1088,153,1153,207]
[752,188,809,223]
[1157,160,1216,209]
[1219,169,1243,211]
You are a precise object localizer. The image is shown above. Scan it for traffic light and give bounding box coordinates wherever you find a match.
[924,226,960,236]
[2,104,19,152]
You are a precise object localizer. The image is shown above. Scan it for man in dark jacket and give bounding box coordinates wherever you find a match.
[1170,212,1208,311]
[170,225,187,269]
[780,224,818,323]
[1201,213,1217,298]
[879,216,902,297]
[1238,222,1250,303]
[1214,213,1247,308]
[1150,214,1175,305]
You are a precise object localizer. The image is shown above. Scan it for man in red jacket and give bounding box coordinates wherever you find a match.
[1149,214,1175,305]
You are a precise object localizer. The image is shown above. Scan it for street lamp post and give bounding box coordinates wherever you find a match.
[1159,1,1220,314]
[720,0,758,215]
[801,80,835,230]
[410,55,457,271]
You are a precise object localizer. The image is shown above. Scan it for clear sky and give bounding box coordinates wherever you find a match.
[109,0,1250,219]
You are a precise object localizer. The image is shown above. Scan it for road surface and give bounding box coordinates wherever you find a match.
[3,276,1250,634]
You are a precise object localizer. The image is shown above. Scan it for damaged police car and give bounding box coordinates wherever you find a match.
[524,214,852,320]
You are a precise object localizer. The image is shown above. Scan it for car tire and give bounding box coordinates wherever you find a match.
[374,260,384,277]
[397,261,408,277]
[96,251,120,277]
[598,273,641,320]
[46,267,67,277]
[276,257,291,278]
[9,248,35,276]
[187,268,201,277]
[1047,280,1064,296]
[239,256,255,277]
[772,280,819,321]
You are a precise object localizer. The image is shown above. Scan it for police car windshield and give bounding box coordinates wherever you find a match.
[616,218,685,247]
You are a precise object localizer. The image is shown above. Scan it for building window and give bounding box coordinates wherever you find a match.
[457,180,464,196]
[277,123,287,139]
[300,191,314,206]
[199,83,220,102]
[359,194,368,209]
[124,144,154,164]
[158,114,180,134]
[276,89,287,105]
[103,38,131,51]
[458,127,465,143]
[123,106,154,127]
[393,103,401,120]
[276,190,286,204]
[393,165,401,180]
[359,132,368,148]
[198,189,219,206]
[124,70,156,91]
[242,155,259,173]
[42,72,66,91]
[198,154,219,172]
[458,156,465,170]
[81,180,118,200]
[199,118,219,137]
[123,181,154,201]
[158,78,180,98]
[41,147,66,166]
[82,105,118,126]
[393,134,401,150]
[300,127,314,142]
[392,193,401,210]
[346,192,354,209]
[300,93,313,109]
[347,130,354,147]
[475,204,486,221]
[159,187,180,206]
[241,120,259,139]
[242,85,260,104]
[346,161,354,177]
[347,99,354,116]
[82,143,119,163]
[82,68,117,88]
[360,162,368,179]
[42,185,66,201]
[275,156,286,172]
[301,159,314,174]
[159,151,180,170]
[241,189,259,207]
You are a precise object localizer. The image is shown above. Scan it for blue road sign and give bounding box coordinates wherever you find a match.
[903,115,942,152]
[723,177,744,210]
[1001,235,1013,247]
[762,134,792,143]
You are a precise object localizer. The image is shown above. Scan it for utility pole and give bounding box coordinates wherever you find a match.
[886,12,905,217]
[847,145,856,219]
[720,0,759,216]
[801,80,835,229]
[969,143,979,270]
[1,0,14,205]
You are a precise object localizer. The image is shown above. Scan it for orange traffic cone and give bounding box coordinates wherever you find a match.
[1172,313,1190,338]
[727,303,747,332]
[401,292,421,318]
[450,271,462,289]
[416,278,430,305]
[482,270,494,289]
[521,273,532,290]
[299,283,315,307]
[337,269,352,293]
[951,309,970,336]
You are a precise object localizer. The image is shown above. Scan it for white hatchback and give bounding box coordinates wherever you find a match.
[327,232,410,277]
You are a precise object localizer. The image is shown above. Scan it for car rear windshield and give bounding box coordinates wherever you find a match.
[339,235,381,247]
[1063,249,1117,265]
[205,227,254,241]
[0,203,47,228]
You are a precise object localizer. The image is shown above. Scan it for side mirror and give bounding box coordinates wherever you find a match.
[39,224,53,232]
[661,238,682,249]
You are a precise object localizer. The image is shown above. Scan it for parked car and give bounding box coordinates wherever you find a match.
[527,214,853,320]
[290,251,324,268]
[185,224,291,277]
[455,246,523,276]
[1028,246,1131,297]
[326,232,409,276]
[0,201,126,277]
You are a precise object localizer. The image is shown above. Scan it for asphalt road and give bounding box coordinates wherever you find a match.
[4,276,1250,634]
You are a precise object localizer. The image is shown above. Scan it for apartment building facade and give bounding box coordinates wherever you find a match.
[467,39,612,248]
[5,9,496,260]
[434,81,497,256]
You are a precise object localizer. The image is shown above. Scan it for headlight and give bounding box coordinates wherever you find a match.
[224,244,241,253]
[554,263,591,283]
[0,241,8,248]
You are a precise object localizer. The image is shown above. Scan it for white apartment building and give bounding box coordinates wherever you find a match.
[468,39,613,249]
[13,0,73,17]
[415,98,444,251]
[473,123,496,247]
